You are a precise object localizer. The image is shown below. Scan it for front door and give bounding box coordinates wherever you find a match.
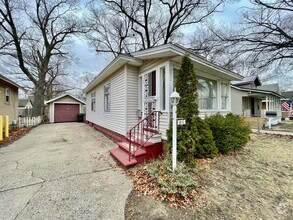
[142,70,156,118]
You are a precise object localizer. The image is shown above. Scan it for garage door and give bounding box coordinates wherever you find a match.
[54,104,79,123]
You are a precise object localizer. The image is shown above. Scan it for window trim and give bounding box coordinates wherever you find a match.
[220,82,229,110]
[5,87,10,104]
[160,66,166,111]
[197,76,218,110]
[104,83,110,112]
[91,91,96,112]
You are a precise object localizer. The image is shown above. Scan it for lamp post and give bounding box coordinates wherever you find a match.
[170,88,180,170]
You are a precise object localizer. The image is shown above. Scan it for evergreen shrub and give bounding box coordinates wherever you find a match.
[205,113,251,153]
[166,55,218,165]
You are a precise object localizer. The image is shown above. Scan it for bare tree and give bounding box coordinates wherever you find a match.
[0,0,84,116]
[86,0,223,56]
[218,0,293,71]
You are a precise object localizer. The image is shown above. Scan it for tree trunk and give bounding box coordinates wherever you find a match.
[32,81,45,116]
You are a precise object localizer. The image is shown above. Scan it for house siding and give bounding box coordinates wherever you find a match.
[231,87,247,116]
[0,81,18,124]
[86,67,127,135]
[159,112,169,139]
[126,64,139,131]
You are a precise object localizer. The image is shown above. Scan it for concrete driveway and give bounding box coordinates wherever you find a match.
[0,123,132,220]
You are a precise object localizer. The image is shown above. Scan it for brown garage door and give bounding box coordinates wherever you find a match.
[54,104,79,123]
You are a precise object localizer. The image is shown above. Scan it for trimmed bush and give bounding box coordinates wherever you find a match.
[205,113,251,153]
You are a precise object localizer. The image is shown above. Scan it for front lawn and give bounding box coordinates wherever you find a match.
[125,133,293,220]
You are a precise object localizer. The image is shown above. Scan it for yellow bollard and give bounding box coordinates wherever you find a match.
[4,115,9,138]
[0,116,3,141]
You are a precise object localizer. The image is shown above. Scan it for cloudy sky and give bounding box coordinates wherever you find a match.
[69,0,250,77]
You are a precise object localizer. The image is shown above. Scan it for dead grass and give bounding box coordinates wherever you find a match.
[125,133,293,220]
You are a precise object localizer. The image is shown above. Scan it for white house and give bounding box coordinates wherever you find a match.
[231,75,283,127]
[84,44,242,167]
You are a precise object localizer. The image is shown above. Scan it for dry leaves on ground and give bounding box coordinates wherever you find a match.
[0,127,31,148]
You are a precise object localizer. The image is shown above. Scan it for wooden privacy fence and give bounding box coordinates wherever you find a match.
[18,116,43,128]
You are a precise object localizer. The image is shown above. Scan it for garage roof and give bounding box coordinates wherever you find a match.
[45,94,85,105]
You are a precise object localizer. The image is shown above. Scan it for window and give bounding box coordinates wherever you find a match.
[221,82,228,109]
[91,92,96,112]
[104,83,110,112]
[160,67,166,111]
[5,88,10,104]
[172,68,180,89]
[198,77,217,110]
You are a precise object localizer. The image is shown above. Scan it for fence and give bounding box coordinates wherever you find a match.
[18,116,43,128]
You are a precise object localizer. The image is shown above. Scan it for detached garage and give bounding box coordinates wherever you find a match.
[46,94,85,123]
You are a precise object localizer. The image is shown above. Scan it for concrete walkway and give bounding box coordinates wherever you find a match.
[0,123,132,220]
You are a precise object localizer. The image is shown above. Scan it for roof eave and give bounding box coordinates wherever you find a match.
[83,55,143,93]
[133,44,243,80]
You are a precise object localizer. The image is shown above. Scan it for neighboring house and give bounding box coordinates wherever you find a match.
[0,74,20,125]
[45,94,85,123]
[18,99,33,117]
[231,75,283,127]
[84,43,242,167]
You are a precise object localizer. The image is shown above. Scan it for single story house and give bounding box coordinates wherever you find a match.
[18,98,33,117]
[0,74,20,125]
[84,43,242,167]
[231,75,283,127]
[45,94,85,123]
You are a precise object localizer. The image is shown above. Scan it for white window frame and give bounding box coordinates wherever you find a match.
[160,66,166,111]
[220,82,229,110]
[5,87,10,104]
[198,76,218,110]
[104,83,110,112]
[91,91,96,112]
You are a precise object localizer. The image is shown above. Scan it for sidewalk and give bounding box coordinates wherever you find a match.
[252,128,293,136]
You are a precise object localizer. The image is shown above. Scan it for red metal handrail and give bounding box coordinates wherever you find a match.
[128,111,161,161]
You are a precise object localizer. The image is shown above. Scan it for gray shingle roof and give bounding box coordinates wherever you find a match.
[231,75,261,86]
[257,83,280,94]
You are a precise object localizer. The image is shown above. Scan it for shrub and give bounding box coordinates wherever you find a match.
[146,157,197,198]
[166,55,217,165]
[205,113,251,153]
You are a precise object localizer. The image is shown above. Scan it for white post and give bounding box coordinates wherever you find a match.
[172,104,177,171]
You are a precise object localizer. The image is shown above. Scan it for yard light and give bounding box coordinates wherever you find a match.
[170,88,180,170]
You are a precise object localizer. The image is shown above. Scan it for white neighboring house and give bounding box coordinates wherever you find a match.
[45,94,85,123]
[18,99,33,116]
[84,44,243,140]
[231,75,283,127]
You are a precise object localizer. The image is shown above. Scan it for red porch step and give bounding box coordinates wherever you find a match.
[109,148,138,167]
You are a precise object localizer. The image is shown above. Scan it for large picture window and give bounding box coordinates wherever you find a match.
[91,92,96,112]
[104,83,110,112]
[198,77,217,110]
[221,82,228,109]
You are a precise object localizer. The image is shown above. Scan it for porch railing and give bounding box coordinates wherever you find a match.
[128,111,161,161]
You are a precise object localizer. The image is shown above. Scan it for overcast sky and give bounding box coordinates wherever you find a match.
[69,0,250,77]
